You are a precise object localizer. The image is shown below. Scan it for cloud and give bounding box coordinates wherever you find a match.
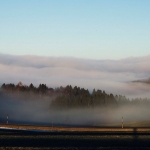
[0,53,150,98]
[1,54,150,126]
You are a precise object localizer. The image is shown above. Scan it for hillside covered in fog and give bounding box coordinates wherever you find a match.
[1,82,150,109]
[1,82,150,126]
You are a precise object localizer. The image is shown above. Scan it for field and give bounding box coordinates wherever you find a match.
[1,124,150,149]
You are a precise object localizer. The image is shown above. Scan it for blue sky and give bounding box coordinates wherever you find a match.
[0,0,150,59]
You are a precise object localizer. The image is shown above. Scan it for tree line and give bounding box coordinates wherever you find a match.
[1,82,150,109]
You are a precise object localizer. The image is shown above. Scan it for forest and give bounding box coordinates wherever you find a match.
[0,82,150,110]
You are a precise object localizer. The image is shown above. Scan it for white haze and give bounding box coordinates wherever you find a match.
[0,53,150,98]
[1,53,150,126]
[0,97,150,126]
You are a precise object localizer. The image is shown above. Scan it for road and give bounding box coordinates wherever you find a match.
[0,124,150,149]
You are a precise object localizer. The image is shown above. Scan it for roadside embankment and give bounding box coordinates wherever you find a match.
[1,124,150,133]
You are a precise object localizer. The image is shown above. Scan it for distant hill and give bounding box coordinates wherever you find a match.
[132,78,150,84]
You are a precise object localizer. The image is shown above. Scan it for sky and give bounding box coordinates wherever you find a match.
[0,1,150,98]
[0,0,150,59]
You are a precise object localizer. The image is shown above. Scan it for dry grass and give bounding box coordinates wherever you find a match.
[1,123,150,133]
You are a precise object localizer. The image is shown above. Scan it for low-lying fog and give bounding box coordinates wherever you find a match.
[1,54,150,126]
[0,97,150,126]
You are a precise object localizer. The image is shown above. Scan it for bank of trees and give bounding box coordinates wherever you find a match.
[1,82,150,109]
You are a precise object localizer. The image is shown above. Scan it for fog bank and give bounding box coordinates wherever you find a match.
[0,97,150,126]
[0,53,150,98]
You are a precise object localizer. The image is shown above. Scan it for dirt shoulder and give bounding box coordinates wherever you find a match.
[1,124,150,133]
